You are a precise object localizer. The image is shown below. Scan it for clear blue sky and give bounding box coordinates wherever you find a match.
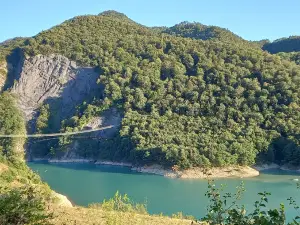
[1,0,299,42]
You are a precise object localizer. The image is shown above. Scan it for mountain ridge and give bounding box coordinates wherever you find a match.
[1,10,299,56]
[262,36,300,53]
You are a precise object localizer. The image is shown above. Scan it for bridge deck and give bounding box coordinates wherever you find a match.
[0,125,114,138]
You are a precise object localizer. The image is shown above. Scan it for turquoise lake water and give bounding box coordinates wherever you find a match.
[28,162,300,220]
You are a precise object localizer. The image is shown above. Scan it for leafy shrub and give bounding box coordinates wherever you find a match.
[89,191,147,214]
[202,180,300,225]
[0,186,53,225]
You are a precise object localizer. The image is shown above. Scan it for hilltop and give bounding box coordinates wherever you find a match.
[262,36,300,53]
[163,21,246,43]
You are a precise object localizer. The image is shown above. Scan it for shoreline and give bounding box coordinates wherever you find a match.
[254,163,300,173]
[28,158,300,179]
[29,158,260,179]
[132,164,260,179]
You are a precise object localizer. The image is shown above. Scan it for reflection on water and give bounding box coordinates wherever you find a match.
[28,162,300,221]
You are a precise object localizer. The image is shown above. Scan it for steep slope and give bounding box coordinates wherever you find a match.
[0,38,27,60]
[0,93,26,158]
[22,11,152,66]
[11,54,100,123]
[0,92,191,225]
[0,92,65,208]
[0,11,300,169]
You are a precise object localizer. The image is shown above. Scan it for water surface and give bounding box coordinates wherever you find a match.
[28,162,300,220]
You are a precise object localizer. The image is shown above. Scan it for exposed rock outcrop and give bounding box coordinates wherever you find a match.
[84,108,122,138]
[11,54,100,122]
[8,53,122,160]
[132,165,260,179]
[49,107,122,160]
[52,191,73,207]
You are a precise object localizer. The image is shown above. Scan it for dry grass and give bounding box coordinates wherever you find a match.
[50,206,198,225]
[0,162,8,174]
[1,161,206,225]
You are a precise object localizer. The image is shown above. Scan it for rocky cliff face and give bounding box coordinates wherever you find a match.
[10,54,101,131]
[8,54,122,160]
[84,107,122,138]
[54,107,122,161]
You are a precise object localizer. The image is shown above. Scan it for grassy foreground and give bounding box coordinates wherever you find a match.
[50,205,196,225]
[0,159,199,225]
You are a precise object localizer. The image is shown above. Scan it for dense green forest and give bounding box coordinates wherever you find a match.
[0,91,52,213]
[277,52,300,65]
[1,11,300,225]
[0,93,25,160]
[163,22,244,43]
[1,11,300,169]
[262,36,300,54]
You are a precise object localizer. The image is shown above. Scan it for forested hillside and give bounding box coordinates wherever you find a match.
[261,36,300,66]
[1,11,300,169]
[163,21,245,44]
[0,92,53,222]
[0,93,26,159]
[0,92,193,225]
[276,52,300,65]
[262,36,300,54]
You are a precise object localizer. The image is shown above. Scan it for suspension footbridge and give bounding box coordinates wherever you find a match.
[0,125,114,138]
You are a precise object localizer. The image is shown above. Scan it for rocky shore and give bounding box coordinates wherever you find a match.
[132,164,259,179]
[29,158,300,180]
[95,160,132,167]
[30,158,261,179]
[253,163,280,171]
[254,163,300,172]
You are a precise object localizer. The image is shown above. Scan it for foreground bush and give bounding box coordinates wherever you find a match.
[0,186,52,225]
[89,191,147,214]
[202,181,300,225]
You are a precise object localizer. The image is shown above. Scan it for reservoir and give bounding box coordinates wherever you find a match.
[28,162,300,220]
